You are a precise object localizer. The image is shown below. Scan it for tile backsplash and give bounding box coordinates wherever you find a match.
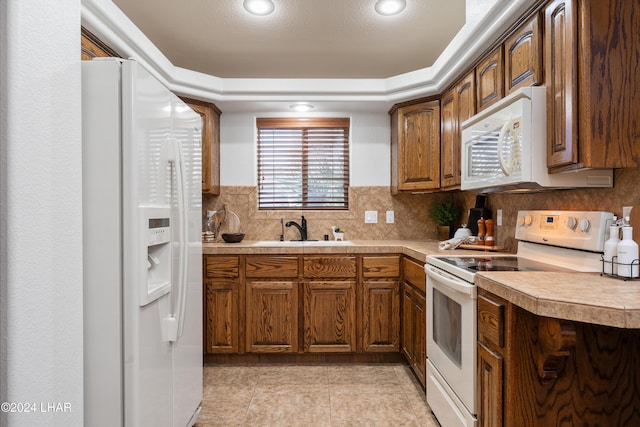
[204,169,640,249]
[203,186,456,242]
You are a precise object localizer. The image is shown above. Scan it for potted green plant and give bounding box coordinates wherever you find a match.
[429,201,461,240]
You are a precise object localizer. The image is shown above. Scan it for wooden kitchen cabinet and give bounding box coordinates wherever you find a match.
[440,71,476,189]
[477,287,640,425]
[203,255,241,353]
[360,256,401,352]
[180,97,221,194]
[390,100,441,193]
[476,46,504,112]
[303,256,357,352]
[245,256,299,353]
[504,12,542,95]
[545,0,640,171]
[400,256,427,386]
[477,290,508,427]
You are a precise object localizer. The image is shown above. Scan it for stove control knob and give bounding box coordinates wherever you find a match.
[517,215,525,226]
[524,215,533,226]
[567,216,578,230]
[579,218,591,232]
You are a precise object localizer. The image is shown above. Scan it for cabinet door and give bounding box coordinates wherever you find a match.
[440,89,457,189]
[412,290,426,387]
[393,101,441,192]
[478,342,503,427]
[181,98,221,195]
[303,280,356,352]
[401,282,414,363]
[204,281,239,353]
[245,281,298,353]
[361,280,400,352]
[476,46,504,112]
[504,13,542,95]
[456,73,476,185]
[545,0,578,169]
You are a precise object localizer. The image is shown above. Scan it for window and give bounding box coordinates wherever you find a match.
[257,118,350,210]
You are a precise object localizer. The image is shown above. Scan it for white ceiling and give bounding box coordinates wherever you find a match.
[112,0,466,79]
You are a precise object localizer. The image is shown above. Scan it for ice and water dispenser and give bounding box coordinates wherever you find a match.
[142,207,172,306]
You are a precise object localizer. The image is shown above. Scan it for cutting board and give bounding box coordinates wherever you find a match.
[458,244,507,252]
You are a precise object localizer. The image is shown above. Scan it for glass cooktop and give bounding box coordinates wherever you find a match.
[435,256,571,273]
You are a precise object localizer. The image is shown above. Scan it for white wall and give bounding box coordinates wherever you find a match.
[0,1,84,426]
[220,112,391,186]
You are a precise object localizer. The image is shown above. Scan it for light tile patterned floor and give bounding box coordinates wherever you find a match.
[195,363,441,426]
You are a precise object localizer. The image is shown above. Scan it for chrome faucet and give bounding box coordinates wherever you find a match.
[285,216,308,241]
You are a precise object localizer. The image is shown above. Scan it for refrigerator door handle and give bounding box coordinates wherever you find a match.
[172,139,189,341]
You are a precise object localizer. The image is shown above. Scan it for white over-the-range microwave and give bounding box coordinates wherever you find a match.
[460,86,613,193]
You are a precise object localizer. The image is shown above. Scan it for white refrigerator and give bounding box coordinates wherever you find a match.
[82,58,203,427]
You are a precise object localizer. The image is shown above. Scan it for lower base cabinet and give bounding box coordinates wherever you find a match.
[303,280,356,352]
[204,281,239,353]
[361,280,400,352]
[245,280,298,353]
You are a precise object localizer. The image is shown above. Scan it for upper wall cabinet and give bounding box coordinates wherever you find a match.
[476,46,504,112]
[545,0,640,171]
[440,72,476,189]
[390,100,441,193]
[180,98,221,195]
[504,13,542,95]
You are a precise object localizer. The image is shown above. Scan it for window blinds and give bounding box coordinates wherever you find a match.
[257,118,350,210]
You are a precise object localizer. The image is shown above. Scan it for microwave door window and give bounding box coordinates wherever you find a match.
[432,288,462,368]
[468,128,503,179]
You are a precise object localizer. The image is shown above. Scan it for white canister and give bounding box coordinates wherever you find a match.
[603,225,620,275]
[617,226,639,278]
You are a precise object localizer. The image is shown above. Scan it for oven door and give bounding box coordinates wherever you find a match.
[426,264,477,416]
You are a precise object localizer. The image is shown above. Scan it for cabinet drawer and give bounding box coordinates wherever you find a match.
[362,255,401,278]
[303,256,356,278]
[402,257,426,293]
[204,255,239,279]
[246,256,298,278]
[478,293,506,350]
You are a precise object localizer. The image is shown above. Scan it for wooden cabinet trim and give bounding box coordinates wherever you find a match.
[205,255,239,279]
[402,257,426,293]
[478,294,506,350]
[246,255,299,278]
[362,255,401,278]
[303,256,356,278]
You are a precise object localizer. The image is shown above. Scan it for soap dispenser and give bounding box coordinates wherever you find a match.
[617,216,639,278]
[603,216,620,275]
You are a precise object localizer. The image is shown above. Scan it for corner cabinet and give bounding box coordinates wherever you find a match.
[180,97,221,194]
[390,100,441,193]
[545,0,640,171]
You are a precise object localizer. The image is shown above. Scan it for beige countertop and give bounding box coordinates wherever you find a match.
[203,239,461,262]
[475,272,640,329]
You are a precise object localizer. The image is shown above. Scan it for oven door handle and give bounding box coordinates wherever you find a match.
[425,265,476,297]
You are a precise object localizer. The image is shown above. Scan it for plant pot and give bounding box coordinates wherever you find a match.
[437,225,450,241]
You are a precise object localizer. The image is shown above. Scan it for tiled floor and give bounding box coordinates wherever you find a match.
[196,363,441,426]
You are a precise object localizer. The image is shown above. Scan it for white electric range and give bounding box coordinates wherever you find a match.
[424,210,614,427]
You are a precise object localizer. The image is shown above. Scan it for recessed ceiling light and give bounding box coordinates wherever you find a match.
[290,103,315,112]
[243,0,275,16]
[375,0,407,16]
